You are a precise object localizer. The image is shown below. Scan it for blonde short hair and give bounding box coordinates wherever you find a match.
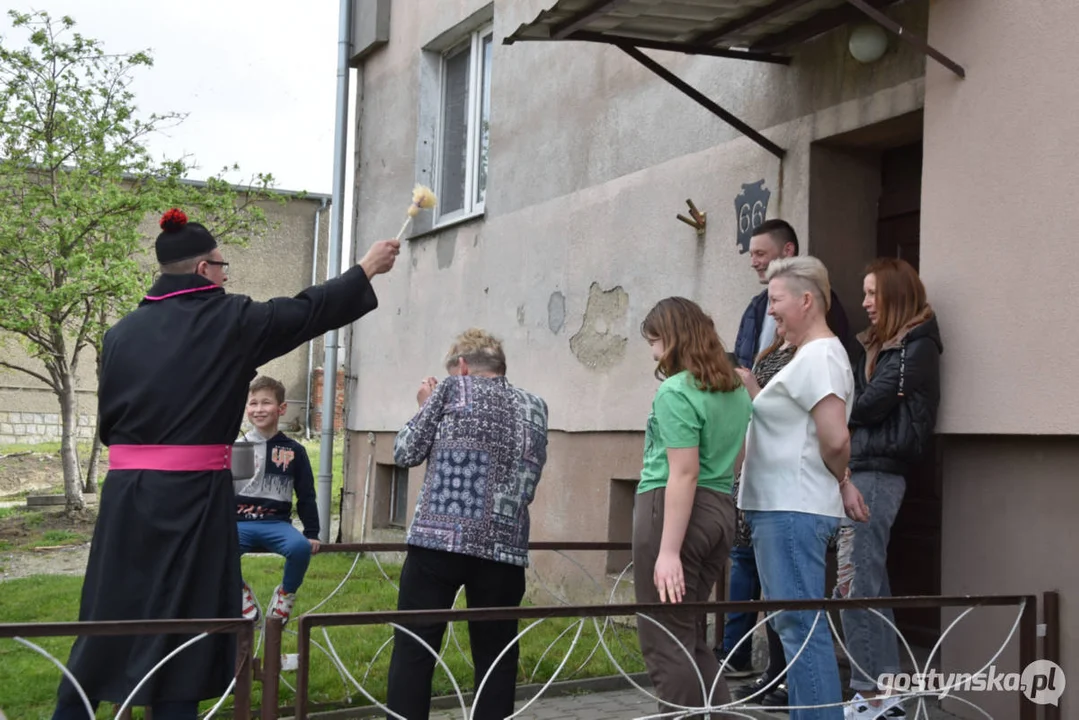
[766,256,832,312]
[445,328,507,375]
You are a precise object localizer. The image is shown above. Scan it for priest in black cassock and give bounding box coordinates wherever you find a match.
[50,209,401,719]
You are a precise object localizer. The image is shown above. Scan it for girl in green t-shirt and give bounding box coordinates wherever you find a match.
[634,296,752,717]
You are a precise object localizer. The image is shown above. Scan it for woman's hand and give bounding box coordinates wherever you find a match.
[736,367,761,398]
[416,377,438,406]
[841,480,870,523]
[653,550,685,603]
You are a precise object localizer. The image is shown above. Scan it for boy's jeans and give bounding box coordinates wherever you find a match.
[238,520,312,594]
[835,470,906,692]
[746,509,843,720]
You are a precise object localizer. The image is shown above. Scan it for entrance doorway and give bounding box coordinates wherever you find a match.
[877,141,943,647]
[810,112,942,648]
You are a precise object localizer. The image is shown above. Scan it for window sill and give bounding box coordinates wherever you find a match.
[409,210,486,241]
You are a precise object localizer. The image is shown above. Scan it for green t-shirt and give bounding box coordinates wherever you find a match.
[638,371,752,495]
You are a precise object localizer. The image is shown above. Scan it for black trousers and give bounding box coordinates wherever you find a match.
[385,546,526,720]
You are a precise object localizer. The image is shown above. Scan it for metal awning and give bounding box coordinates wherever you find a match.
[504,0,964,159]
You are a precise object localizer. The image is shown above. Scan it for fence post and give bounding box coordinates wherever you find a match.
[295,618,311,719]
[1043,590,1060,720]
[1018,594,1038,720]
[233,620,255,720]
[262,618,284,720]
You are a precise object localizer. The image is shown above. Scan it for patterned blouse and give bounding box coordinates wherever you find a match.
[393,375,549,567]
[732,344,797,547]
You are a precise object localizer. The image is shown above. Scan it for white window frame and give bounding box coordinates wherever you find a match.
[434,23,492,225]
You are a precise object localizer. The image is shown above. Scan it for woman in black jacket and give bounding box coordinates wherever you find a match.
[836,257,942,719]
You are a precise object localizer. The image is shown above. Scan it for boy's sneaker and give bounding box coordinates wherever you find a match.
[241,582,260,622]
[844,692,906,719]
[268,585,297,625]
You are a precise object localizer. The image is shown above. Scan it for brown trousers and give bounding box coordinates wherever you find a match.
[633,487,737,719]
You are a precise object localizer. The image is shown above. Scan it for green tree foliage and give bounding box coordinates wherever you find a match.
[0,11,283,510]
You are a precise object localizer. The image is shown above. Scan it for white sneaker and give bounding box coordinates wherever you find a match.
[844,692,906,719]
[241,582,260,621]
[267,585,297,625]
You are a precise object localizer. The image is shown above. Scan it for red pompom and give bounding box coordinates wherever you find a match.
[160,208,188,232]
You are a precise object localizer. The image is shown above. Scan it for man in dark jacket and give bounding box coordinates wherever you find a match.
[732,219,852,368]
[50,209,400,720]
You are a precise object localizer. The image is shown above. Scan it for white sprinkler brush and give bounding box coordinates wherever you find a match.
[394,184,438,241]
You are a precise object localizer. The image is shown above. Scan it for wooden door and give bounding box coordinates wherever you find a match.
[876,143,942,647]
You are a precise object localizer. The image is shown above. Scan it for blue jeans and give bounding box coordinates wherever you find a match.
[722,544,760,667]
[237,520,312,594]
[834,470,906,692]
[746,510,843,720]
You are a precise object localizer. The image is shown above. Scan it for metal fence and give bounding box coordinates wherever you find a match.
[0,541,1061,720]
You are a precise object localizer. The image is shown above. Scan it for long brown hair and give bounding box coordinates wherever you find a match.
[863,258,929,348]
[640,297,742,392]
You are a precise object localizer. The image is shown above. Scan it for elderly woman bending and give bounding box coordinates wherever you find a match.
[386,329,549,720]
[737,256,869,720]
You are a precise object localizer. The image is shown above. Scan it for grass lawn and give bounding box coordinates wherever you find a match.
[300,436,344,520]
[0,441,95,456]
[0,553,644,719]
[0,507,96,555]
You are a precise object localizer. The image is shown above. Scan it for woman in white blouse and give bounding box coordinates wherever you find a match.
[737,256,869,720]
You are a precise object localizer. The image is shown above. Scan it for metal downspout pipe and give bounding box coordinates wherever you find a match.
[315,0,352,543]
[305,197,328,441]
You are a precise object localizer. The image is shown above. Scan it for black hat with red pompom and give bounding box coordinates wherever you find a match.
[155,208,218,264]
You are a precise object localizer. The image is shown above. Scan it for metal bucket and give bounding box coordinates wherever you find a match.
[231,441,255,482]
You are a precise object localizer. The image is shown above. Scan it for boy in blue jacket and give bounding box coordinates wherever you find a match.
[236,376,320,625]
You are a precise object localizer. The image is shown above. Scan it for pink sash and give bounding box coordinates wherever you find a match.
[108,444,233,472]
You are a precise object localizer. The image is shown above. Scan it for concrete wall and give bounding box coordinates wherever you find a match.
[0,193,331,445]
[918,3,1079,717]
[224,195,332,432]
[347,0,929,434]
[340,5,1078,716]
[922,0,1079,435]
[0,411,96,445]
[342,0,933,612]
[344,429,644,604]
[939,436,1077,719]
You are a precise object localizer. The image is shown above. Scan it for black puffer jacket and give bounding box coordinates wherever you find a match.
[849,312,942,475]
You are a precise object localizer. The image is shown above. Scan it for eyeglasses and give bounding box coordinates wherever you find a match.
[204,260,229,273]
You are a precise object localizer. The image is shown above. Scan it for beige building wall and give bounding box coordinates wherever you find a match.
[921,2,1078,717]
[344,430,645,604]
[938,437,1076,719]
[922,0,1079,436]
[346,0,928,436]
[345,5,1074,718]
[0,191,331,445]
[344,0,928,571]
